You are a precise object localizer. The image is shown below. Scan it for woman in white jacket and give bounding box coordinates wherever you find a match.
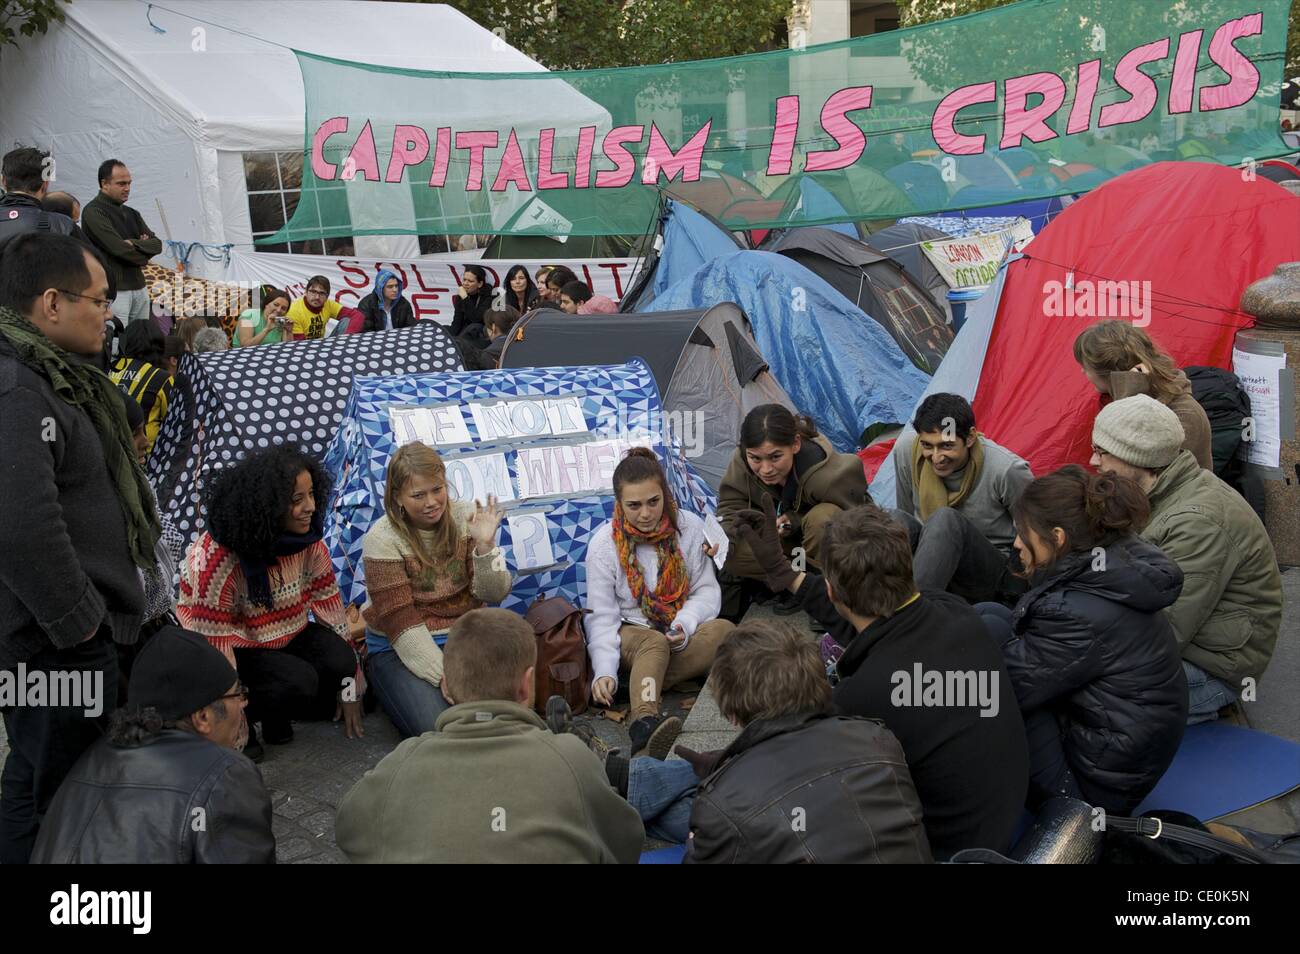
[585,448,734,756]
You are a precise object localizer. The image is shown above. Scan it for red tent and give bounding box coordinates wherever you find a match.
[971,162,1300,477]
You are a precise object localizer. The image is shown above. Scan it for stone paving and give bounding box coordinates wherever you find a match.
[3,570,1298,861]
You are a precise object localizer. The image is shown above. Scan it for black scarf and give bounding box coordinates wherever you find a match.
[240,528,323,608]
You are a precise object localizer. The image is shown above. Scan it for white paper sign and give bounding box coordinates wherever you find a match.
[515,439,627,499]
[920,228,1021,289]
[444,452,516,504]
[703,513,730,573]
[468,396,588,442]
[389,405,472,447]
[1233,346,1288,468]
[507,511,557,570]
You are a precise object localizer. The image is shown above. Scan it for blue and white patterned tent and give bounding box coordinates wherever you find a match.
[323,359,717,615]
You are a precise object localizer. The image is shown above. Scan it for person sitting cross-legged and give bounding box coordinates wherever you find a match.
[31,626,274,864]
[1090,395,1282,724]
[891,393,1034,604]
[336,608,644,864]
[732,498,1029,860]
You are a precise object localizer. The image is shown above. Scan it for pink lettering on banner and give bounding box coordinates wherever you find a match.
[537,128,568,189]
[554,445,584,494]
[1098,38,1169,128]
[491,129,533,193]
[595,126,645,189]
[575,125,597,189]
[455,131,500,191]
[766,95,800,176]
[345,120,382,181]
[933,82,995,155]
[1066,60,1102,135]
[1200,14,1263,112]
[1000,71,1066,149]
[428,127,451,187]
[585,442,617,488]
[1169,30,1204,114]
[805,86,873,172]
[407,264,440,294]
[642,121,712,185]
[311,117,348,179]
[384,125,430,183]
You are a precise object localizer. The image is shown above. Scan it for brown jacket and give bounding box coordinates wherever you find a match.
[1108,368,1212,470]
[716,432,868,537]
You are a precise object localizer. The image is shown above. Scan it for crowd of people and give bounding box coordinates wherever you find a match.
[0,142,1286,865]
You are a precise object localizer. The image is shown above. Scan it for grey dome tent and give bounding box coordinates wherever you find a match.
[765,226,954,374]
[864,221,955,319]
[497,303,792,490]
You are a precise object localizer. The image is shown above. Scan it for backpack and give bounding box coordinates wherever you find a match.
[523,594,591,716]
[1184,366,1266,523]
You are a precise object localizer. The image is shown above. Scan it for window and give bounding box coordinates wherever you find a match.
[244,151,355,256]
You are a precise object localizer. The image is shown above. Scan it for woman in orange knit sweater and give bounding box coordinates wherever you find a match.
[178,445,364,762]
[361,442,512,737]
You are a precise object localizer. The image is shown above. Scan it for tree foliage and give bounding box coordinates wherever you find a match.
[0,0,66,58]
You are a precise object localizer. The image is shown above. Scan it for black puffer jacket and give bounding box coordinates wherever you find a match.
[999,536,1188,812]
[31,730,274,864]
[684,711,932,864]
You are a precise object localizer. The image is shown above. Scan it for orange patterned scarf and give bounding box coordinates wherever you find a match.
[612,508,688,630]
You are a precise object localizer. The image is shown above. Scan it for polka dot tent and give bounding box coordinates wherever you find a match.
[323,358,717,615]
[148,324,463,561]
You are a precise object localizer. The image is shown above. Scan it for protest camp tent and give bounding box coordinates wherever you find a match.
[864,222,955,316]
[764,227,954,373]
[497,303,795,490]
[148,324,463,555]
[619,200,746,312]
[642,250,930,451]
[0,0,608,273]
[322,359,717,613]
[870,162,1300,507]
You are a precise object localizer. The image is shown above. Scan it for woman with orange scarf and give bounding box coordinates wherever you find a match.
[584,448,734,756]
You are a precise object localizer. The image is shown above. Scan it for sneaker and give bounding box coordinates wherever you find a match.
[545,695,573,735]
[243,724,265,764]
[628,714,684,759]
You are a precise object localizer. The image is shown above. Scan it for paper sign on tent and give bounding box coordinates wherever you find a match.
[389,404,472,447]
[444,452,516,504]
[468,395,588,442]
[507,511,557,571]
[516,439,638,499]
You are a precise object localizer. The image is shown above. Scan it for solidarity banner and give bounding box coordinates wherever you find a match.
[222,249,639,323]
[920,219,1036,289]
[268,0,1290,242]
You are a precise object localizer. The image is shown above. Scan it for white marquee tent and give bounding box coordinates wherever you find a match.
[0,0,607,276]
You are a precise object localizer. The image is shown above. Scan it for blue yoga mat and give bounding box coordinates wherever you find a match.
[1135,723,1300,820]
[639,844,686,864]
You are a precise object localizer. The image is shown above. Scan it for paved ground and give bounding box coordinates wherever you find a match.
[3,570,1297,861]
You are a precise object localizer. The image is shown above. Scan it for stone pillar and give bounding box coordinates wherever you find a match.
[1238,263,1300,566]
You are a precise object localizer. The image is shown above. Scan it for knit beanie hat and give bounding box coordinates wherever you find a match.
[128,626,238,720]
[115,386,144,432]
[1092,394,1185,469]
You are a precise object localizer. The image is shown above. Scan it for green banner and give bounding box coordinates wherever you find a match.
[267,0,1291,242]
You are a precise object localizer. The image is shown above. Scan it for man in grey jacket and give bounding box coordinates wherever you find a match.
[337,609,644,863]
[1091,395,1282,723]
[891,393,1033,603]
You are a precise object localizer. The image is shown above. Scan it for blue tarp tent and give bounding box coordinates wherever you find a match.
[323,359,716,614]
[644,201,744,306]
[642,250,929,450]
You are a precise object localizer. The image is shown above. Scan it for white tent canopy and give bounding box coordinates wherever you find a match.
[0,0,608,272]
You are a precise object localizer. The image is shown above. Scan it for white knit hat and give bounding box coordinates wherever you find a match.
[1092,394,1186,469]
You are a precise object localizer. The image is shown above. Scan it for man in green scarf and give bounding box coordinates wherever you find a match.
[0,232,159,864]
[891,393,1033,604]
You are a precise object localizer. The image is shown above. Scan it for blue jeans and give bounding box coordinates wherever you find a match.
[1183,660,1238,725]
[626,758,699,844]
[367,648,451,738]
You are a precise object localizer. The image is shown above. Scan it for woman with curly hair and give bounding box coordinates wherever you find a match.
[1072,320,1212,470]
[177,444,363,761]
[360,443,512,737]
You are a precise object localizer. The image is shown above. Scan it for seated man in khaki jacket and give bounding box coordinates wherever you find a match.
[1090,395,1282,724]
[337,608,643,863]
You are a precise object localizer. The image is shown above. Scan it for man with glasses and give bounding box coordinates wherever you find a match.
[0,233,159,863]
[82,159,161,327]
[31,627,275,864]
[286,274,342,339]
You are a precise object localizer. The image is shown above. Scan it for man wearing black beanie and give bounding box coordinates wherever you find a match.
[30,626,275,864]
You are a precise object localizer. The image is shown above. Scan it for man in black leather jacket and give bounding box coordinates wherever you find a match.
[31,627,275,864]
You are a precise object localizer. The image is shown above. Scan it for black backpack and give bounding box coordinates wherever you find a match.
[1184,366,1266,523]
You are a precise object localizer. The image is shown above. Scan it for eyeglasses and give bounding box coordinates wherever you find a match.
[216,684,250,702]
[56,289,115,313]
